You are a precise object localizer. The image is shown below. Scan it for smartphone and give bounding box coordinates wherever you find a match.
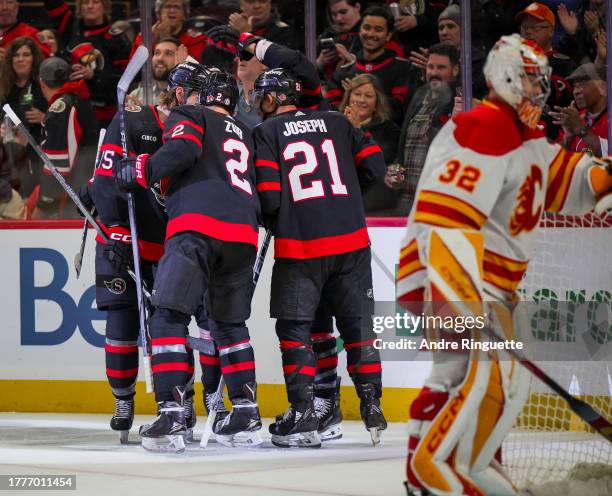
[318,38,336,52]
[389,2,401,18]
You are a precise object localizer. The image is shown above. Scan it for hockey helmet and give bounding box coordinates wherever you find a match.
[252,68,302,112]
[199,66,239,113]
[167,58,206,92]
[483,34,551,128]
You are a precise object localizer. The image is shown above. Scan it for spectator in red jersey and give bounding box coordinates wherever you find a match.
[0,0,51,64]
[326,4,415,124]
[228,0,299,50]
[43,0,132,128]
[131,0,208,62]
[550,62,608,157]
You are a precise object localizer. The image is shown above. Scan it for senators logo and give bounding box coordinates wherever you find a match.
[509,165,543,236]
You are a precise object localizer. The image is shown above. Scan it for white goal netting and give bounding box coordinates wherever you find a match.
[503,212,612,491]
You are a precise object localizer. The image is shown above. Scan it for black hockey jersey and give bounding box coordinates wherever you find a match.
[88,105,167,262]
[135,105,260,248]
[254,109,386,259]
[38,81,98,214]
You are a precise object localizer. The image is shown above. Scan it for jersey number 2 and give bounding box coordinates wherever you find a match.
[285,140,347,202]
[223,139,252,195]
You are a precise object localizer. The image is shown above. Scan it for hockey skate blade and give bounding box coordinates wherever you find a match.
[141,435,186,453]
[271,430,321,448]
[369,427,381,446]
[215,430,263,448]
[320,423,343,441]
[119,430,129,444]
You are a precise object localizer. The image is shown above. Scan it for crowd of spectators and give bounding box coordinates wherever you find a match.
[0,0,609,219]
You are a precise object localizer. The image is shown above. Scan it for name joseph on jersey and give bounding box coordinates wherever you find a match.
[282,119,328,136]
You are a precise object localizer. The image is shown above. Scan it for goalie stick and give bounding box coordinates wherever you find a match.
[74,127,106,278]
[2,105,151,303]
[482,326,612,443]
[117,45,153,393]
[198,229,273,448]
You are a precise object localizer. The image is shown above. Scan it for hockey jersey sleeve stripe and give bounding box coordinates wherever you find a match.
[482,253,529,293]
[166,119,204,135]
[274,227,369,259]
[545,149,583,213]
[355,144,383,166]
[166,213,258,247]
[414,190,487,230]
[106,367,139,378]
[257,181,282,192]
[166,133,203,150]
[100,143,123,155]
[94,167,113,177]
[255,159,280,170]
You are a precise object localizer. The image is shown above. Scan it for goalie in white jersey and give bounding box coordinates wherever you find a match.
[397,34,612,496]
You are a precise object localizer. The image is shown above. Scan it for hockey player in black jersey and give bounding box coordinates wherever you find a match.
[82,60,226,444]
[115,68,262,452]
[253,69,388,447]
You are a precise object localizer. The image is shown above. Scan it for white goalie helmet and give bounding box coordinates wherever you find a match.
[483,34,551,128]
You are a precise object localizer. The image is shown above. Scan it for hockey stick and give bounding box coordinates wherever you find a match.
[198,228,273,448]
[2,105,152,302]
[74,128,106,278]
[482,327,612,443]
[117,45,153,393]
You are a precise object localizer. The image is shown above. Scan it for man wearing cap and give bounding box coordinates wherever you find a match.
[551,62,609,156]
[517,2,575,138]
[32,56,98,219]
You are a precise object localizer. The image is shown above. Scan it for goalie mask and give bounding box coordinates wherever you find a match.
[198,67,239,113]
[252,69,302,117]
[483,34,551,129]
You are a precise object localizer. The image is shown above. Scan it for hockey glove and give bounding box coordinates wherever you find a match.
[206,25,240,53]
[103,239,133,272]
[114,154,150,191]
[77,184,97,217]
[237,32,262,61]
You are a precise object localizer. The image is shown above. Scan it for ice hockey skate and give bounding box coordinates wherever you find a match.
[270,403,321,448]
[110,398,134,444]
[314,378,343,441]
[140,387,188,453]
[183,394,196,442]
[213,382,262,447]
[356,383,387,445]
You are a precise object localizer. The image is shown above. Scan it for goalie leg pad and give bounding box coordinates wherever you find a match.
[409,355,492,496]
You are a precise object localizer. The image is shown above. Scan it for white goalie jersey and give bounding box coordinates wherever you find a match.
[397,99,610,303]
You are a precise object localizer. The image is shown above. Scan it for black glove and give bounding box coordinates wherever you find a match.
[237,32,262,61]
[114,156,138,191]
[206,25,240,46]
[103,240,133,272]
[77,184,97,217]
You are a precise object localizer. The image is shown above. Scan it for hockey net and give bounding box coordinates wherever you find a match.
[502,212,612,494]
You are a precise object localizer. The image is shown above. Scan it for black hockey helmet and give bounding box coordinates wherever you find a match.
[167,59,205,91]
[252,68,302,110]
[199,66,239,113]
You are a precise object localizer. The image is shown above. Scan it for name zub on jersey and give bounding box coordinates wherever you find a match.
[283,118,328,137]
